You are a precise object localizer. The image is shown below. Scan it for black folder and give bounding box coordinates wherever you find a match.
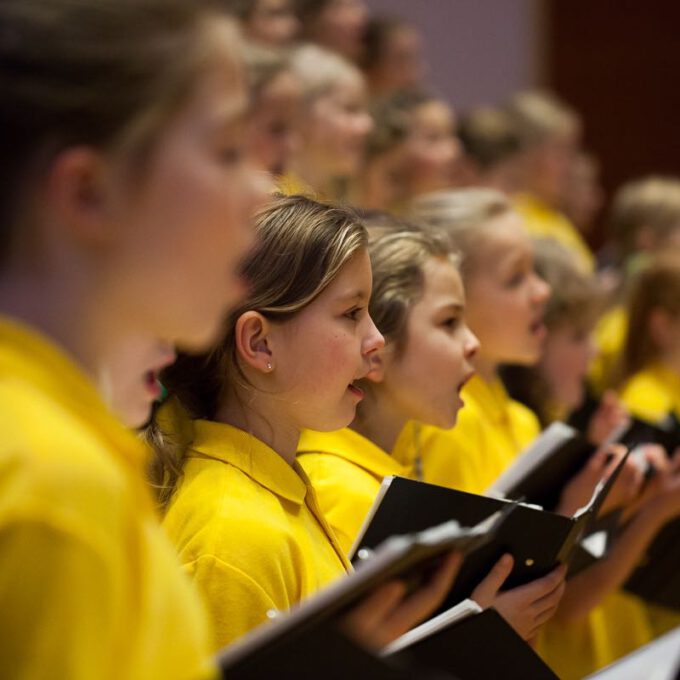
[624,514,680,611]
[352,447,631,611]
[487,421,595,511]
[487,415,679,511]
[584,624,680,679]
[217,514,503,676]
[389,608,559,680]
[220,621,453,679]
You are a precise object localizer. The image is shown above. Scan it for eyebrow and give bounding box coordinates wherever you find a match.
[437,302,465,314]
[337,290,369,304]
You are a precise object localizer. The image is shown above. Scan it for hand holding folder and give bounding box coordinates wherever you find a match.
[218,512,505,677]
[352,445,633,617]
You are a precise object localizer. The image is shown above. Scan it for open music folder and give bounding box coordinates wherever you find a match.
[351,445,632,611]
[386,607,559,680]
[218,513,502,677]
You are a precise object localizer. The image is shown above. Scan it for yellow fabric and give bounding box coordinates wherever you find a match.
[419,373,653,677]
[163,420,350,650]
[589,305,628,396]
[420,374,541,494]
[619,362,680,638]
[620,362,680,422]
[297,425,419,555]
[514,193,596,274]
[536,591,654,680]
[0,317,214,680]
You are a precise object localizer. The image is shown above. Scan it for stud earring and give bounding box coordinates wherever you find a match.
[266,362,272,371]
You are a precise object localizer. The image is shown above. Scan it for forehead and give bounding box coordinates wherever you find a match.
[475,212,532,263]
[420,256,464,299]
[413,101,455,130]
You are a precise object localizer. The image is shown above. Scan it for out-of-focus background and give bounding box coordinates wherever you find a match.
[367,0,680,248]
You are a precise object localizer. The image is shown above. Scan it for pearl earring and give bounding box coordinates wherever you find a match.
[266,362,272,371]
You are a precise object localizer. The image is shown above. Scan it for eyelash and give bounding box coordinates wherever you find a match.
[442,317,459,329]
[344,306,364,322]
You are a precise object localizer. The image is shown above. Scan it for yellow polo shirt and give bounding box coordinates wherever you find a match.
[590,305,628,396]
[418,373,653,678]
[420,374,541,495]
[163,420,350,650]
[619,361,680,639]
[514,193,596,274]
[0,317,214,680]
[620,362,680,422]
[297,425,419,554]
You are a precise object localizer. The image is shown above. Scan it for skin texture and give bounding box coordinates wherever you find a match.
[245,0,300,47]
[356,257,478,453]
[464,212,551,380]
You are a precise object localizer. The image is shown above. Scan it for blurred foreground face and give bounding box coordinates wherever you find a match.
[247,69,302,175]
[100,337,176,428]
[368,25,426,98]
[305,0,369,61]
[245,0,300,47]
[102,59,264,352]
[304,78,373,178]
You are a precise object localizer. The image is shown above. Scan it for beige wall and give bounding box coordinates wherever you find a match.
[365,0,542,112]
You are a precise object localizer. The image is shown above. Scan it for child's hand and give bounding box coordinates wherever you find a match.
[632,447,680,525]
[586,391,630,446]
[340,551,462,649]
[557,443,641,517]
[471,555,567,640]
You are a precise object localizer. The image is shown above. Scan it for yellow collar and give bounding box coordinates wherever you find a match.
[0,315,149,472]
[462,374,513,427]
[190,420,308,505]
[297,425,419,478]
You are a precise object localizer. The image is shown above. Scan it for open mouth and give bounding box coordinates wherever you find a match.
[143,370,162,399]
[347,381,365,399]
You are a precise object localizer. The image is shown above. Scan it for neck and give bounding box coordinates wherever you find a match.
[0,268,123,383]
[473,354,499,384]
[215,391,300,466]
[352,389,408,455]
[290,151,339,200]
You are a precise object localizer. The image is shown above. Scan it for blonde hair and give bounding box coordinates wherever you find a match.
[290,43,363,100]
[609,176,680,260]
[149,194,367,504]
[243,43,291,100]
[620,252,680,382]
[364,217,458,355]
[534,239,603,333]
[408,188,513,279]
[505,90,580,150]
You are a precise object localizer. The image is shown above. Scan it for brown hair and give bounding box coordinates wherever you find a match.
[608,176,680,261]
[149,194,368,504]
[0,0,241,262]
[458,106,520,170]
[364,217,457,355]
[505,89,580,150]
[408,188,513,280]
[620,252,680,382]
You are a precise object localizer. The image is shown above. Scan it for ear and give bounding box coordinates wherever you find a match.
[234,311,274,373]
[45,146,116,247]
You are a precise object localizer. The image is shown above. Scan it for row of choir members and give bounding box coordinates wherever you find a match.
[2,1,680,679]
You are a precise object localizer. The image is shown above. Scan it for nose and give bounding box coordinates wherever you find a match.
[355,110,374,138]
[363,313,385,355]
[531,271,551,304]
[464,325,480,359]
